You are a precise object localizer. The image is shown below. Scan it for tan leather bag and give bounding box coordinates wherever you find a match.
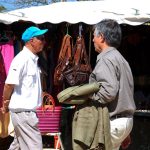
[54,34,72,86]
[54,35,92,86]
[63,36,92,86]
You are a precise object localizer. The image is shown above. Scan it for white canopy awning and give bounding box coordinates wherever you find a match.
[0,0,150,25]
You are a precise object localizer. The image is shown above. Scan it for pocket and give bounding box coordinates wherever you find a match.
[110,118,127,141]
[110,118,133,149]
[24,70,36,88]
[27,112,38,127]
[77,107,98,126]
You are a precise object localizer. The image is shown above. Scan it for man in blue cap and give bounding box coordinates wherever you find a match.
[1,26,48,150]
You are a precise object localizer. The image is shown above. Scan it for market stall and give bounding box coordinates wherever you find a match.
[0,1,150,149]
[0,0,150,25]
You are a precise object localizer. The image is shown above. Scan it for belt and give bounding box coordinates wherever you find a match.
[110,114,130,120]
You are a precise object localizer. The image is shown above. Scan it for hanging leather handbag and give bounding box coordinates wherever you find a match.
[36,92,62,134]
[54,34,73,86]
[63,36,92,86]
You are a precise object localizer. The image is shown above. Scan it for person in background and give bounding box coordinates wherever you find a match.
[90,19,136,150]
[1,26,48,150]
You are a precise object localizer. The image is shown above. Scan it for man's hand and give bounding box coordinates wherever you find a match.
[2,83,14,113]
[121,134,131,149]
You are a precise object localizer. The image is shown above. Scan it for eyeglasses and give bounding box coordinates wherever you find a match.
[35,35,45,41]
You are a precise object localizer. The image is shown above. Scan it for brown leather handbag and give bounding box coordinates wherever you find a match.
[54,34,92,86]
[54,34,73,86]
[63,36,92,86]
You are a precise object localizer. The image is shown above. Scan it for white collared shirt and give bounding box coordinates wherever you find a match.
[6,46,42,111]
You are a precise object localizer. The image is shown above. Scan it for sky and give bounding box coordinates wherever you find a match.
[0,0,76,12]
[0,0,17,11]
[0,0,53,11]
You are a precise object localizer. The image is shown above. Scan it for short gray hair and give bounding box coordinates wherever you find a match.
[93,19,122,48]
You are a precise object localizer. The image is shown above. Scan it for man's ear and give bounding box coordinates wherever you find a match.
[30,38,34,42]
[99,34,105,43]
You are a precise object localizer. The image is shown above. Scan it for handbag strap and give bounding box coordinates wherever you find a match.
[42,92,55,111]
[73,36,91,67]
[73,36,82,65]
[54,34,73,85]
[58,34,73,63]
[82,37,91,67]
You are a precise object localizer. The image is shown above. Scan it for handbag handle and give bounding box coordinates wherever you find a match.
[54,34,73,86]
[42,92,55,111]
[58,34,72,63]
[73,36,91,70]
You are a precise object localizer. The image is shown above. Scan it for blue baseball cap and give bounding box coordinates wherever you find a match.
[22,26,48,43]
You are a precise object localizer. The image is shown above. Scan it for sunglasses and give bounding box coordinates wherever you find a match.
[35,35,45,41]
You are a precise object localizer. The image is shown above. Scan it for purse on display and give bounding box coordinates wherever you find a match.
[54,34,73,86]
[36,92,62,134]
[63,36,92,86]
[54,34,92,87]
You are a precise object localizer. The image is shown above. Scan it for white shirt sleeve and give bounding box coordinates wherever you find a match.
[5,57,24,85]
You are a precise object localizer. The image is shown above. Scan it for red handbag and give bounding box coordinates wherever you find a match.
[36,92,62,134]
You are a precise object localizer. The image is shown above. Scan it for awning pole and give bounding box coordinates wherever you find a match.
[89,28,92,63]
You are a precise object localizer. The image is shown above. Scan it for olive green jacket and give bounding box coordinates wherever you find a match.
[72,101,112,150]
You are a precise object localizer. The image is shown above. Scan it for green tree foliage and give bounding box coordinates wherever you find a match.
[0,5,6,12]
[14,0,63,8]
[1,0,58,10]
[15,0,49,7]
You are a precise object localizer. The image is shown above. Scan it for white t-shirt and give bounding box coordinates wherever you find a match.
[6,46,42,111]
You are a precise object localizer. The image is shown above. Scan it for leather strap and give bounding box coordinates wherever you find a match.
[73,36,91,71]
[54,33,92,86]
[54,34,73,85]
[58,34,72,63]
